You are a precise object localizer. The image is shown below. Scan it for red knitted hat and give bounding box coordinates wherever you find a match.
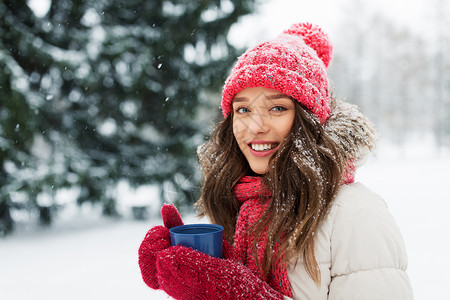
[221,22,333,123]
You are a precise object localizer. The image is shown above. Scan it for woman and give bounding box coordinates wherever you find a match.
[138,22,413,299]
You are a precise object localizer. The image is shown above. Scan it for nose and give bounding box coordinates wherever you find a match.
[247,111,269,136]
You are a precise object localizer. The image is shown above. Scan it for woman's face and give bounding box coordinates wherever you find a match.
[232,87,295,174]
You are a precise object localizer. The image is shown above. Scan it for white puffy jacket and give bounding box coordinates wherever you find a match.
[285,182,413,300]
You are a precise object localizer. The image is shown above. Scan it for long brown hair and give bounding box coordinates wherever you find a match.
[196,99,344,284]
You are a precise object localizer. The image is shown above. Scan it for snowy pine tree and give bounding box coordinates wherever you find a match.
[0,0,255,234]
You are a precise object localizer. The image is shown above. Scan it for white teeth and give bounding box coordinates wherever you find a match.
[251,143,276,151]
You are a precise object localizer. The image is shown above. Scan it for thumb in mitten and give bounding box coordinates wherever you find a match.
[161,203,184,229]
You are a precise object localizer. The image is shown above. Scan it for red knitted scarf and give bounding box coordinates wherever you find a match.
[233,176,293,298]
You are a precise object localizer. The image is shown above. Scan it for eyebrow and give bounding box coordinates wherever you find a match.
[267,94,290,100]
[233,93,290,103]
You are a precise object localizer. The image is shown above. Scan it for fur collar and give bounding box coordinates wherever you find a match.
[324,99,377,168]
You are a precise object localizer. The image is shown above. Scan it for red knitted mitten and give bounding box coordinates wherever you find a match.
[156,246,284,300]
[138,204,184,289]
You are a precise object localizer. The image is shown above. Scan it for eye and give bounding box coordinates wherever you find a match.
[271,105,287,112]
[236,107,250,114]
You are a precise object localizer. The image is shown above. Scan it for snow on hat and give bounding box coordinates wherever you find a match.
[221,22,333,123]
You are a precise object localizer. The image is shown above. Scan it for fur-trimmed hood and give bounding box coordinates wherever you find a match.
[324,99,377,173]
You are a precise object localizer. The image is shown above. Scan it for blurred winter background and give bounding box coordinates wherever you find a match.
[1,0,449,299]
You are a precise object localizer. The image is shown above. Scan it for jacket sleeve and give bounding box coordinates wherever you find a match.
[328,183,413,300]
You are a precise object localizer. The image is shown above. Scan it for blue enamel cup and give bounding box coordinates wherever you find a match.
[169,224,224,258]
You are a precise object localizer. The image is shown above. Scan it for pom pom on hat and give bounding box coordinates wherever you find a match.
[283,22,333,68]
[221,22,333,123]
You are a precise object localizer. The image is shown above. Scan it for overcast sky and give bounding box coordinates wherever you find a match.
[229,0,437,48]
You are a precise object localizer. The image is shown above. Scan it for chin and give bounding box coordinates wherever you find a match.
[250,165,268,175]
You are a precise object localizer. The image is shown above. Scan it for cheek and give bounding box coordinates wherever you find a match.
[280,114,295,137]
[232,119,248,150]
[232,119,246,140]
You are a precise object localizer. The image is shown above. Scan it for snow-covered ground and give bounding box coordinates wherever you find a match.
[1,139,449,299]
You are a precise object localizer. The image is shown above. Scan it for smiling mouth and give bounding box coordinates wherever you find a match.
[249,143,279,152]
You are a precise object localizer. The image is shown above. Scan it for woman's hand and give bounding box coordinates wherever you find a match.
[156,246,284,300]
[138,204,277,300]
[138,204,184,289]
